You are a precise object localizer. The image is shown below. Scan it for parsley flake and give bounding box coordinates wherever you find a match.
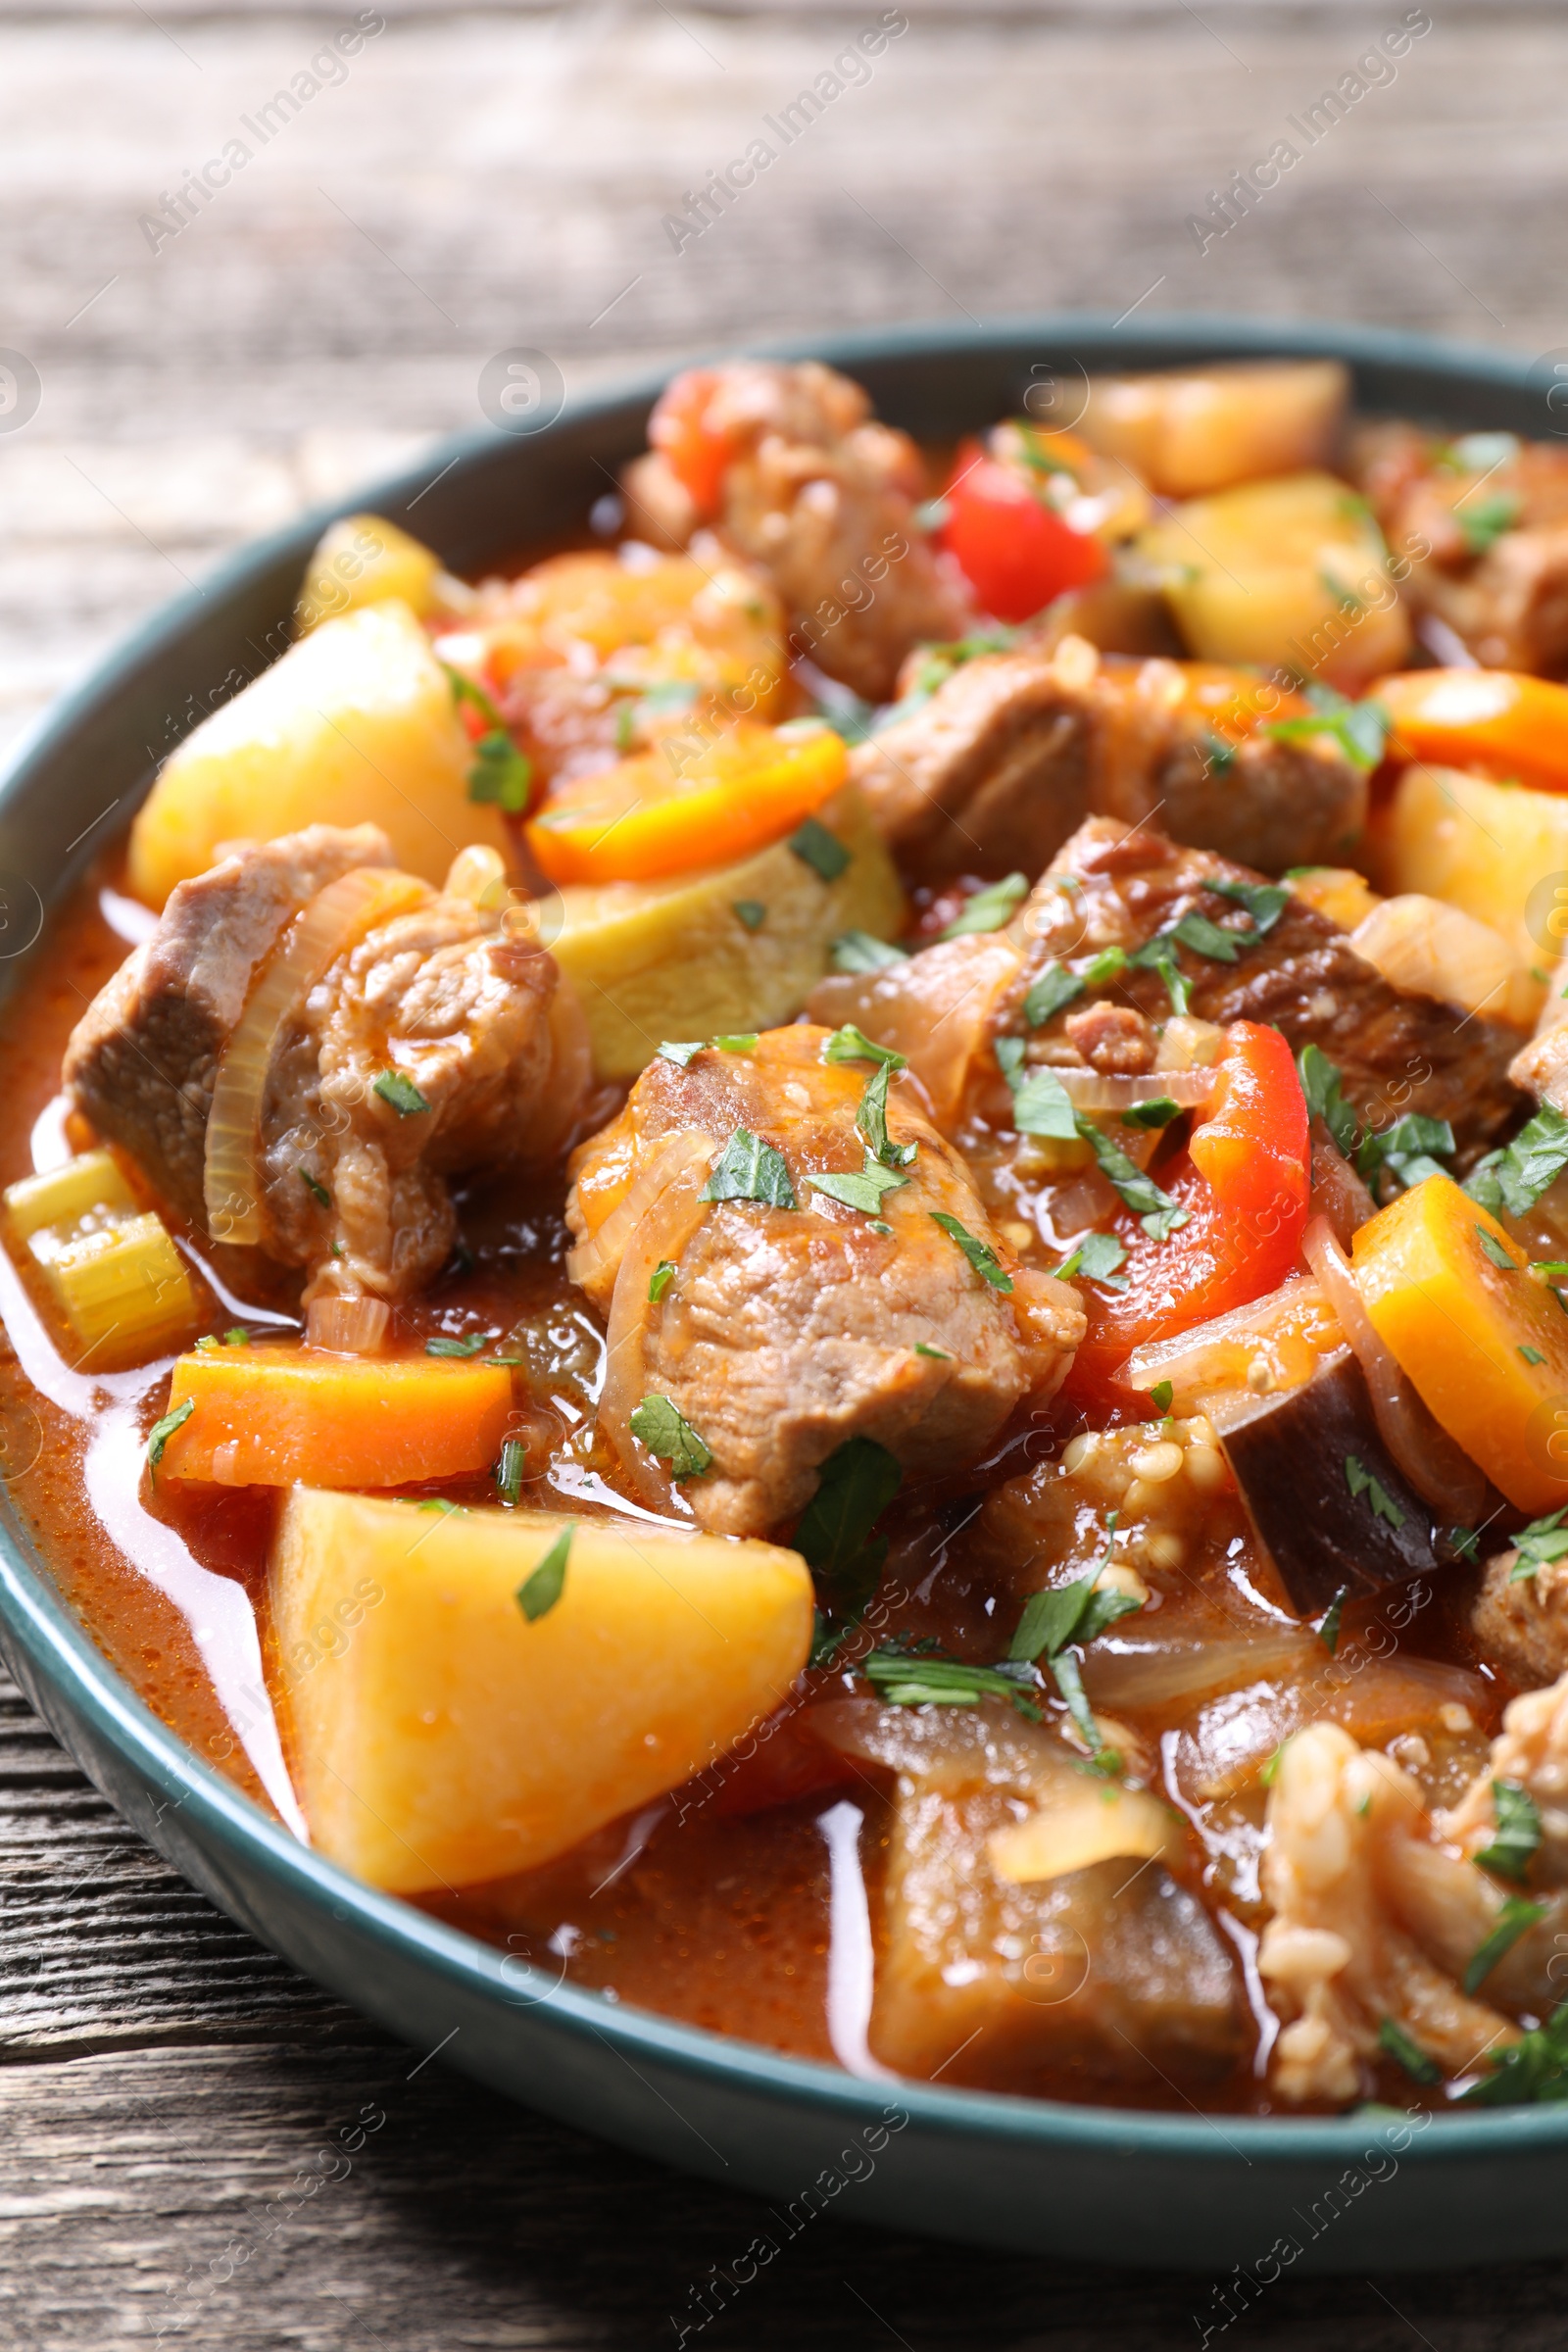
[1209,878,1290,936]
[807,1161,910,1214]
[1477,1778,1543,1883]
[929,1211,1012,1292]
[939,872,1029,940]
[1149,1378,1174,1414]
[1522,1345,1547,1366]
[373,1070,430,1118]
[299,1165,331,1208]
[822,1023,906,1070]
[831,930,907,973]
[467,729,534,815]
[1457,491,1523,556]
[710,1033,759,1054]
[795,1436,902,1623]
[1463,1895,1547,1996]
[914,1341,951,1359]
[648,1260,676,1303]
[629,1395,711,1480]
[1023,947,1128,1030]
[1078,1123,1190,1240]
[701,1128,798,1210]
[1461,2000,1568,2105]
[425,1333,488,1358]
[146,1396,193,1483]
[857,1059,918,1169]
[656,1040,706,1069]
[1318,1584,1349,1656]
[1465,1106,1568,1219]
[1378,2016,1442,2085]
[994,1036,1078,1142]
[789,817,851,882]
[1053,1231,1129,1293]
[1170,910,1243,963]
[516,1523,571,1621]
[860,1642,1042,1722]
[732,900,766,932]
[1476,1223,1521,1272]
[494,1436,526,1507]
[1510,1509,1568,1581]
[1346,1452,1404,1529]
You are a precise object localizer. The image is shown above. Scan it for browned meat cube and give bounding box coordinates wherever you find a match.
[564,1026,1084,1537]
[849,639,1366,884]
[1004,818,1527,1164]
[65,828,589,1303]
[1353,419,1568,673]
[621,360,973,703]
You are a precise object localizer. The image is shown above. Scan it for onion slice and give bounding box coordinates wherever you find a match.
[205,866,429,1245]
[1053,1067,1215,1116]
[305,1295,391,1354]
[1301,1214,1488,1520]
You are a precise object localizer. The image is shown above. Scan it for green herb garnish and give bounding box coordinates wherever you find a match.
[1456,491,1523,557]
[1477,1778,1543,1883]
[1052,1231,1129,1293]
[146,1397,193,1483]
[1346,1452,1404,1529]
[648,1260,676,1303]
[1023,946,1128,1030]
[808,1161,910,1214]
[789,817,851,882]
[299,1165,331,1208]
[425,1333,488,1358]
[1465,1106,1568,1219]
[994,1036,1078,1142]
[1169,910,1242,963]
[1378,2016,1442,2085]
[494,1436,526,1507]
[1266,686,1390,771]
[732,900,766,932]
[831,930,907,973]
[795,1436,902,1623]
[914,1341,951,1359]
[822,1024,906,1070]
[629,1395,711,1480]
[1077,1123,1190,1241]
[929,1211,1013,1291]
[656,1040,706,1069]
[516,1523,571,1620]
[1510,1509,1568,1582]
[1149,1378,1173,1414]
[860,1643,1042,1721]
[939,872,1029,940]
[701,1128,798,1210]
[467,729,533,815]
[710,1033,759,1054]
[1476,1224,1520,1272]
[373,1070,431,1118]
[1463,1896,1547,1996]
[1124,1096,1181,1130]
[1209,878,1290,936]
[1318,1584,1349,1656]
[857,1059,918,1169]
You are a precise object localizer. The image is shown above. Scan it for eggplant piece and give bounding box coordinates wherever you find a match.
[1219,1346,1443,1614]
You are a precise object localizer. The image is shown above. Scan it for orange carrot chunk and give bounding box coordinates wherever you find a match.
[157,1346,514,1490]
[1374,669,1568,794]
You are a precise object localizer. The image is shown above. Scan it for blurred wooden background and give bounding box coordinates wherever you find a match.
[5,3,1568,2342]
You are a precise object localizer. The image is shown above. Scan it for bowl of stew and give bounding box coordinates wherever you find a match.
[6,316,1568,2276]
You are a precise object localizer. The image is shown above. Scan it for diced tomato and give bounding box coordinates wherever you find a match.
[1063,1022,1310,1409]
[939,437,1108,624]
[648,368,737,519]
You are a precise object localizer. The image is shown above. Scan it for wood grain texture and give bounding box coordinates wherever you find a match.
[5,6,1568,2339]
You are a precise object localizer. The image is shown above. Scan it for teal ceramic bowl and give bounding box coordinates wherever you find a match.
[4,318,1567,2275]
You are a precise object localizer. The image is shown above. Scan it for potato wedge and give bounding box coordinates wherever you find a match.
[1138,470,1411,692]
[273,1491,813,1890]
[544,780,906,1081]
[1376,760,1568,975]
[295,514,445,634]
[127,601,511,908]
[1081,361,1348,498]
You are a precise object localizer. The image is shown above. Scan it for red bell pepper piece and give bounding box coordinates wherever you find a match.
[647,368,737,519]
[939,438,1108,624]
[1062,1022,1310,1410]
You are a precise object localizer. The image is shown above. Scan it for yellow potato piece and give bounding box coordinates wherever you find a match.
[1286,865,1383,934]
[1352,1173,1568,1514]
[127,601,511,908]
[1081,361,1348,498]
[295,514,443,633]
[544,780,906,1082]
[273,1490,813,1892]
[1139,470,1411,692]
[1377,760,1568,977]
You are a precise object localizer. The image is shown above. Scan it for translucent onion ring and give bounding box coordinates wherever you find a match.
[1301,1214,1489,1521]
[204,866,429,1246]
[1052,1067,1216,1116]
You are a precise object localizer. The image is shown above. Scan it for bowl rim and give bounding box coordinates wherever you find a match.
[4,308,1565,2167]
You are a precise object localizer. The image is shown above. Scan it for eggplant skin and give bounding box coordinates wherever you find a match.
[1221,1348,1443,1615]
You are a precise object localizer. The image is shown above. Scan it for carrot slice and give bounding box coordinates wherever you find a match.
[1374,669,1568,794]
[526,723,848,885]
[1351,1172,1568,1512]
[157,1345,514,1490]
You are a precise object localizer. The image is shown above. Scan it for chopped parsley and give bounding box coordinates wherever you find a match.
[1456,491,1523,557]
[857,1059,918,1169]
[1448,1525,1482,1565]
[1346,1452,1404,1529]
[1378,2016,1442,2085]
[807,1161,910,1214]
[1124,1096,1181,1130]
[1477,1778,1543,1883]
[1522,1345,1547,1366]
[442,663,507,730]
[1148,1378,1174,1414]
[789,816,851,882]
[710,1033,759,1054]
[467,729,534,815]
[1007,1518,1141,1758]
[1461,2000,1568,2105]
[831,930,907,973]
[1476,1224,1521,1272]
[1318,1584,1350,1655]
[425,1333,488,1358]
[1462,1895,1547,1996]
[628,1395,711,1480]
[1078,1123,1190,1241]
[994,1037,1077,1142]
[860,1642,1042,1721]
[1169,910,1243,963]
[1128,933,1191,1015]
[1053,1231,1129,1293]
[1208,878,1290,936]
[373,1070,430,1118]
[822,1024,906,1070]
[929,1211,1013,1292]
[939,872,1030,940]
[732,900,766,932]
[146,1396,193,1483]
[913,1341,951,1359]
[647,1260,676,1303]
[1023,946,1128,1031]
[1266,685,1390,771]
[516,1523,571,1621]
[656,1040,706,1068]
[1510,1508,1568,1581]
[701,1128,798,1210]
[1465,1106,1568,1219]
[1297,1043,1360,1160]
[299,1165,331,1208]
[494,1436,526,1507]
[795,1435,902,1625]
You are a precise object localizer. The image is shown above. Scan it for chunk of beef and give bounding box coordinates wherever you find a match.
[564,1026,1083,1537]
[622,361,973,703]
[848,639,1366,884]
[1004,818,1527,1163]
[66,828,588,1302]
[1353,419,1568,673]
[1471,1542,1568,1690]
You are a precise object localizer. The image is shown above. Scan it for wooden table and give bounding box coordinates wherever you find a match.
[5,4,1568,2338]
